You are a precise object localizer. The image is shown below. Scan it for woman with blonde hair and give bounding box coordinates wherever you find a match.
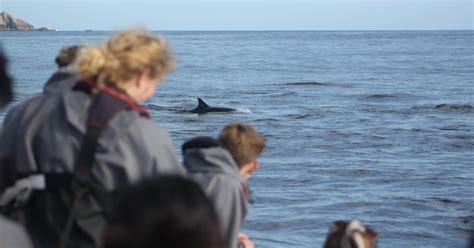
[0,30,185,248]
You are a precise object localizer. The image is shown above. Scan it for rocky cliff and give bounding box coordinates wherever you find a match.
[0,12,36,31]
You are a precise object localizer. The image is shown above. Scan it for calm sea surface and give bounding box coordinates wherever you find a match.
[1,31,473,247]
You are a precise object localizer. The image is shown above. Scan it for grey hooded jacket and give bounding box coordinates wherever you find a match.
[0,73,185,247]
[183,141,248,248]
[1,69,184,188]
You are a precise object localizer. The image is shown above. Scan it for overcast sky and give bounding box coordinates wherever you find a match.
[1,0,472,31]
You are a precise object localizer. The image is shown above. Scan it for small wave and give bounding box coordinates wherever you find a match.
[279,81,330,86]
[437,125,470,132]
[449,140,474,150]
[250,237,298,247]
[430,197,463,205]
[287,114,311,120]
[256,118,279,122]
[183,119,202,123]
[246,91,269,95]
[175,108,190,113]
[234,108,252,114]
[458,215,474,224]
[276,92,297,97]
[362,107,413,115]
[435,104,473,111]
[395,196,428,204]
[146,104,164,111]
[400,231,438,239]
[411,105,432,111]
[364,94,398,99]
[147,104,187,113]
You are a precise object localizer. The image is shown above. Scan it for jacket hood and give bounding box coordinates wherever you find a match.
[184,146,244,183]
[43,68,80,95]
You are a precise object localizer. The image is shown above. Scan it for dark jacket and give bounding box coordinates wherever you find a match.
[183,138,248,248]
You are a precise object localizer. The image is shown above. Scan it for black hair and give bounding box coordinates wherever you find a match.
[323,220,378,248]
[103,175,226,248]
[0,49,13,108]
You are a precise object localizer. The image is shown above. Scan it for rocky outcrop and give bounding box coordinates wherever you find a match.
[0,12,35,31]
[36,27,57,32]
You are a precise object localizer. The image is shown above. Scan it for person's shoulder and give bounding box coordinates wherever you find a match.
[108,111,171,145]
[9,94,43,114]
[43,68,80,95]
[3,95,43,126]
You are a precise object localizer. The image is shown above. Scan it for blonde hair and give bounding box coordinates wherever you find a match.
[218,123,266,168]
[74,29,174,86]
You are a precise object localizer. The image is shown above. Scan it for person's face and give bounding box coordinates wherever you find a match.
[241,160,259,181]
[134,72,161,102]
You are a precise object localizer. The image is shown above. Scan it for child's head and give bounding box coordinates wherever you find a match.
[218,123,265,179]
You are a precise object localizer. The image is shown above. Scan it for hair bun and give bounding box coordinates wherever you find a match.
[74,46,107,79]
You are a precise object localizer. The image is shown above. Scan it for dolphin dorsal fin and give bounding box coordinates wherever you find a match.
[197,98,209,108]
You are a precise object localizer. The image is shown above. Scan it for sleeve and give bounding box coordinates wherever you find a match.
[208,178,248,248]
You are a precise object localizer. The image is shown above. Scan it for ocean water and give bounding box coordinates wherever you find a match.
[1,31,473,247]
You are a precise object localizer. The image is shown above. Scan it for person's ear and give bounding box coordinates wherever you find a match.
[250,160,259,173]
[135,72,144,88]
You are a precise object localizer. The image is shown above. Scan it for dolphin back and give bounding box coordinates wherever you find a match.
[190,98,209,113]
[190,98,236,114]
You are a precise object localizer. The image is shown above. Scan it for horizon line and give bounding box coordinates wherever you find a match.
[4,29,471,32]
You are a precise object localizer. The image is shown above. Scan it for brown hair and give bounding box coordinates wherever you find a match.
[218,123,265,168]
[55,45,83,68]
[73,29,174,86]
[323,220,378,248]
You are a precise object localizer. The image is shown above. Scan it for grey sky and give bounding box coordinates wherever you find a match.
[1,0,472,31]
